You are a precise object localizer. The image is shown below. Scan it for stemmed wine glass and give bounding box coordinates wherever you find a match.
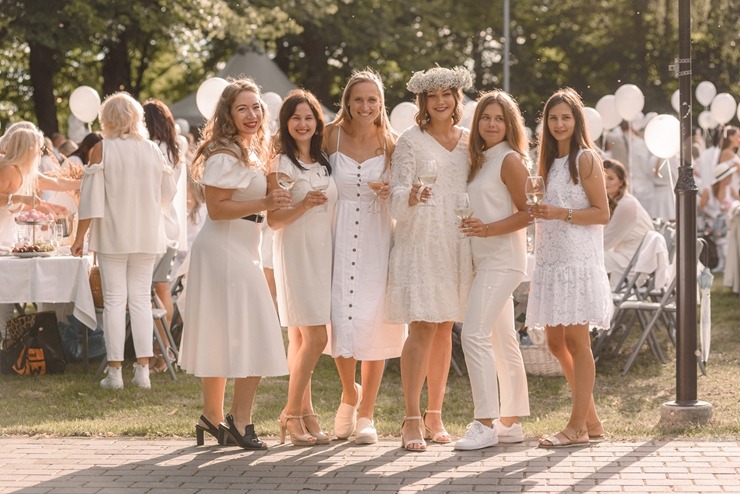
[309,166,331,213]
[454,192,473,239]
[367,168,388,214]
[417,159,437,206]
[275,160,296,208]
[525,175,546,222]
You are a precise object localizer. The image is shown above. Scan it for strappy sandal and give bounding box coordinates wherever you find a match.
[400,416,427,452]
[538,427,589,448]
[423,409,451,444]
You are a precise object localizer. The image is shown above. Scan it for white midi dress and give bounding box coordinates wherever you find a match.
[178,153,288,378]
[525,151,613,329]
[329,133,405,360]
[272,155,338,327]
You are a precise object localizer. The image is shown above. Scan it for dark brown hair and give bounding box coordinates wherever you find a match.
[274,89,331,173]
[143,99,181,168]
[603,158,628,215]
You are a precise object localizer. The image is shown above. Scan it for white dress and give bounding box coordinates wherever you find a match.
[178,153,288,378]
[329,131,405,360]
[604,192,654,284]
[525,151,613,329]
[272,155,338,327]
[386,125,473,323]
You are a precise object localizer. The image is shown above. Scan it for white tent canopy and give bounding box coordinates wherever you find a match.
[169,49,335,129]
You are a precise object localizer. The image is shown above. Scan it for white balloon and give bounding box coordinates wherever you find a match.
[709,92,737,125]
[461,100,477,129]
[262,92,283,120]
[630,111,646,130]
[695,81,717,107]
[737,101,740,122]
[583,107,604,140]
[595,95,621,130]
[69,86,101,124]
[671,90,680,113]
[698,110,717,130]
[175,118,190,135]
[390,102,417,132]
[644,114,680,159]
[196,77,229,119]
[643,112,658,127]
[614,84,645,121]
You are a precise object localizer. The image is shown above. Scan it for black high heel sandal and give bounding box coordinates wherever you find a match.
[195,415,222,446]
[220,414,267,450]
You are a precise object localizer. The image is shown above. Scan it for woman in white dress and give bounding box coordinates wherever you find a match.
[453,91,531,451]
[267,89,338,447]
[387,66,474,452]
[178,78,290,449]
[526,88,612,448]
[323,70,405,445]
[603,159,654,287]
[72,92,177,391]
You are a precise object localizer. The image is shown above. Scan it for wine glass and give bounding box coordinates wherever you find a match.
[525,175,546,222]
[275,160,296,208]
[417,159,437,206]
[454,193,473,238]
[367,168,388,214]
[309,166,331,213]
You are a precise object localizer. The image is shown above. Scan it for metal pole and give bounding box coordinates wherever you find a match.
[503,0,510,93]
[674,0,697,405]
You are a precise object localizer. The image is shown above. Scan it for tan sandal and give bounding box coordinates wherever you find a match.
[538,428,589,448]
[400,416,427,452]
[423,410,451,443]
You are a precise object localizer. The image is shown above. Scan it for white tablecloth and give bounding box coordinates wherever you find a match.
[0,255,97,329]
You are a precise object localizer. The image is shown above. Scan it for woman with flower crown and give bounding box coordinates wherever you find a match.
[386,66,474,452]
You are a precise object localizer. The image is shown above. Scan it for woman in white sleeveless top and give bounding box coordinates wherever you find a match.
[323,70,404,445]
[453,91,531,451]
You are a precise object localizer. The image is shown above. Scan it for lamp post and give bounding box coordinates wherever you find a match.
[503,0,510,93]
[660,0,712,425]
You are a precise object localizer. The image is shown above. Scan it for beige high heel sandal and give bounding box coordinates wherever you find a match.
[302,413,331,445]
[278,413,317,447]
[400,416,427,452]
[423,409,451,443]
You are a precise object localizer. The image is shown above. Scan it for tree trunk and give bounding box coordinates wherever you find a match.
[102,33,132,98]
[29,42,59,137]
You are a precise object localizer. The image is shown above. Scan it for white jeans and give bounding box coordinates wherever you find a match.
[462,269,530,419]
[98,253,156,361]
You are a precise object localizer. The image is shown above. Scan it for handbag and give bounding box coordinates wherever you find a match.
[90,252,104,309]
[1,312,66,375]
[699,234,719,270]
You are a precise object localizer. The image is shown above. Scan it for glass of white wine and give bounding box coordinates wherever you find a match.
[367,168,388,214]
[525,175,545,222]
[275,160,296,208]
[454,192,474,238]
[417,159,437,206]
[309,166,331,213]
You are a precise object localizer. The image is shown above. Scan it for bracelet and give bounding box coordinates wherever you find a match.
[5,194,12,210]
[565,208,573,222]
[484,224,489,237]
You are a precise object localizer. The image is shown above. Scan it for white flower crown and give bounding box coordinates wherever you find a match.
[406,66,473,94]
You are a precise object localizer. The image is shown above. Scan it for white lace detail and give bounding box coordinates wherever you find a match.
[525,150,613,329]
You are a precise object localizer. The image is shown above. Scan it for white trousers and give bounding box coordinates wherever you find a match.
[462,269,530,419]
[0,303,15,339]
[98,253,156,361]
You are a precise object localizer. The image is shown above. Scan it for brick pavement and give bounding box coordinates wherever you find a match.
[0,437,739,493]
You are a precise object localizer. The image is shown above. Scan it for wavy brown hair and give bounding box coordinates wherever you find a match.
[414,87,465,132]
[603,159,628,215]
[468,90,529,182]
[190,78,269,181]
[537,87,595,185]
[143,99,181,168]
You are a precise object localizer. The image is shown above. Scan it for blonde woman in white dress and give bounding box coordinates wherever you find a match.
[387,66,474,452]
[324,70,405,445]
[453,91,531,451]
[268,89,338,447]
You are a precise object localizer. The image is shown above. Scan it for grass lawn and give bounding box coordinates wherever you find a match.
[1,275,738,442]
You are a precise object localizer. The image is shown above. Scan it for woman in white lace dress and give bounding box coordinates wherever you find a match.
[526,88,612,448]
[387,67,474,452]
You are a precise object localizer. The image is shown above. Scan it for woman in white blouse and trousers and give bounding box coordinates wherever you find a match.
[72,92,177,390]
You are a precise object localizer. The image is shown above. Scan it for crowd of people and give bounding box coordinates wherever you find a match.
[1,65,739,453]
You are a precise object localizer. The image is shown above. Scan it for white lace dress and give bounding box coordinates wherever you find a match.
[525,152,613,329]
[386,125,473,323]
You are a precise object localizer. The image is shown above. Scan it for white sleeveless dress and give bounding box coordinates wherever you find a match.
[329,130,405,360]
[525,151,613,329]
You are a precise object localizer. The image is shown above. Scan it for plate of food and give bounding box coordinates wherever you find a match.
[11,243,56,258]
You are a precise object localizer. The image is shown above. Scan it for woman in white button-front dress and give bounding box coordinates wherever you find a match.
[268,89,338,447]
[324,70,405,445]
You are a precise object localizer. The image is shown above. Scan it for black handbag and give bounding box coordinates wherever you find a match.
[1,312,66,375]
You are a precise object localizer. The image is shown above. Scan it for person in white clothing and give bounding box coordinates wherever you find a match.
[72,92,177,391]
[323,70,405,445]
[387,66,474,452]
[268,89,337,447]
[453,90,532,451]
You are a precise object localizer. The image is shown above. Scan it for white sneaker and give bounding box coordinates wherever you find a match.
[354,417,378,445]
[453,421,498,450]
[100,365,123,390]
[131,363,151,389]
[494,419,525,443]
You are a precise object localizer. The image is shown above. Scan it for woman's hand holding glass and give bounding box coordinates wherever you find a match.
[525,175,545,222]
[265,187,292,210]
[455,193,476,238]
[308,167,330,212]
[367,168,389,213]
[416,159,437,206]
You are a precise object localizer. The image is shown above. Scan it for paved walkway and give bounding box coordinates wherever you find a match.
[1,437,739,493]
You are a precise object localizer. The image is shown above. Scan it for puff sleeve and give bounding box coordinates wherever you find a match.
[201,153,257,190]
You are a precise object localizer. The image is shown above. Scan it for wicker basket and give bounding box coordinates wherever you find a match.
[520,344,563,376]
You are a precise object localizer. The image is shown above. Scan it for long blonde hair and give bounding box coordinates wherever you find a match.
[190,78,270,181]
[0,128,43,174]
[468,90,529,182]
